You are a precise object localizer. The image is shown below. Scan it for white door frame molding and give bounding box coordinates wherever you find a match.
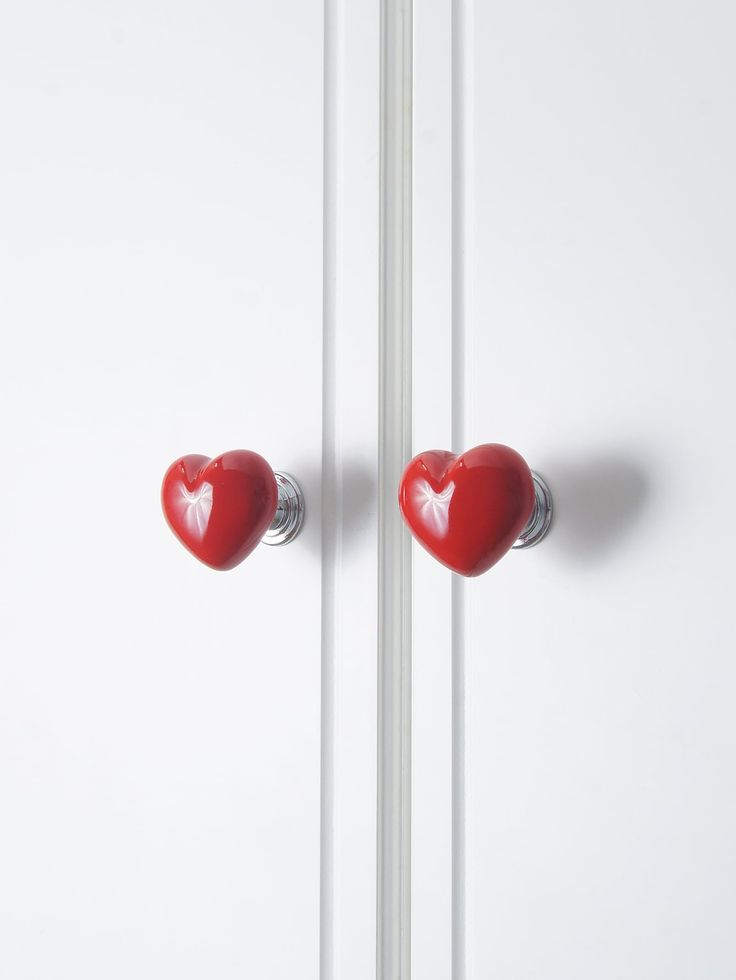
[412,0,472,977]
[377,0,413,978]
[320,2,381,979]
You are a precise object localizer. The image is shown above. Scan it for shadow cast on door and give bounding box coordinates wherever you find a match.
[542,453,651,564]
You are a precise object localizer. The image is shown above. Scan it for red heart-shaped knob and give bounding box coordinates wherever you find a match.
[398,444,537,577]
[162,450,278,570]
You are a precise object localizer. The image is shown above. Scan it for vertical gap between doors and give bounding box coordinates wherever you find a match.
[320,0,340,976]
[377,0,413,978]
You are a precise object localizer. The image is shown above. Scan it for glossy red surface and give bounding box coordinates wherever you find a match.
[161,450,278,570]
[398,443,536,577]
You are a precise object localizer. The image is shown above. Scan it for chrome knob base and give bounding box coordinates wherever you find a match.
[262,471,305,546]
[513,471,553,550]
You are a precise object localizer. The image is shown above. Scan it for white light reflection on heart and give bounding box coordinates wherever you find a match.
[412,480,454,536]
[177,482,213,539]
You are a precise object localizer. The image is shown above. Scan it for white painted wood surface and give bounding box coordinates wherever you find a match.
[321,1,380,977]
[0,2,379,977]
[413,1,736,978]
[5,2,734,976]
[412,0,454,976]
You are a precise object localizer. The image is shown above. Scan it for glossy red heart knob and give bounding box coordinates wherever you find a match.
[399,444,541,577]
[162,450,279,570]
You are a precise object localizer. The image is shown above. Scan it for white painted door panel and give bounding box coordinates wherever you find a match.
[413,2,736,978]
[0,3,379,978]
[5,1,733,976]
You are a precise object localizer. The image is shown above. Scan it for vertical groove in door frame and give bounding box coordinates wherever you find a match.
[377,0,413,978]
[451,0,472,977]
[320,0,339,975]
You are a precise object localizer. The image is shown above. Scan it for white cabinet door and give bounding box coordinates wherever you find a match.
[0,4,378,978]
[413,2,736,978]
